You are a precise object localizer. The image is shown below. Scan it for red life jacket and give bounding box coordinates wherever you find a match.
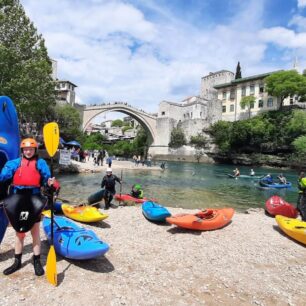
[12,158,41,187]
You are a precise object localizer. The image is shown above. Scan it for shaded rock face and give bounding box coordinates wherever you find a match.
[207,152,292,168]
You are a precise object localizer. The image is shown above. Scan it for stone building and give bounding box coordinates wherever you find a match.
[214,70,297,121]
[200,70,234,100]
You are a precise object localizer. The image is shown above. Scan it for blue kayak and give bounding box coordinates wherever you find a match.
[259,180,292,189]
[142,201,171,222]
[43,213,109,260]
[0,96,20,244]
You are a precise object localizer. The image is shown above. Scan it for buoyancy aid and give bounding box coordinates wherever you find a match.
[12,158,41,187]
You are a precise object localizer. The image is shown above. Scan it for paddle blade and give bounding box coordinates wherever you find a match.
[43,122,59,157]
[46,246,57,286]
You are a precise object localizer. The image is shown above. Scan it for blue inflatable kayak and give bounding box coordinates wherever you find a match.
[0,96,20,244]
[42,213,109,260]
[142,201,171,222]
[259,180,292,189]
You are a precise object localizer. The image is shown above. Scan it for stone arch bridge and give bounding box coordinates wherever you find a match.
[82,102,158,146]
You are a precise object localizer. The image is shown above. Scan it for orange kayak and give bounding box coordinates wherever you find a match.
[166,208,234,230]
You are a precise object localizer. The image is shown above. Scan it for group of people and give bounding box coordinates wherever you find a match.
[1,135,305,280]
[98,168,144,209]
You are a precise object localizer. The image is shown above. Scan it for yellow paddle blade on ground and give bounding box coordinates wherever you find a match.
[46,246,57,286]
[43,122,59,157]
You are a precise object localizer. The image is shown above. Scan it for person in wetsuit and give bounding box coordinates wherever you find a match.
[130,184,144,199]
[0,138,60,276]
[101,168,121,209]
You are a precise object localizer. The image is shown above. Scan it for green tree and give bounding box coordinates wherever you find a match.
[82,132,106,150]
[287,110,306,138]
[189,134,208,149]
[235,61,242,79]
[168,127,187,148]
[0,0,56,128]
[292,135,306,157]
[240,96,256,118]
[210,121,232,153]
[111,119,123,127]
[194,150,204,163]
[265,70,306,109]
[54,104,82,140]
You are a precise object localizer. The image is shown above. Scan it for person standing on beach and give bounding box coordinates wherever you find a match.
[101,168,121,209]
[297,171,306,220]
[0,138,60,276]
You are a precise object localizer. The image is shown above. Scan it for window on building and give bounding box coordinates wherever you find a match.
[258,99,263,108]
[241,86,246,97]
[290,98,294,105]
[259,84,264,93]
[183,114,185,118]
[161,111,165,115]
[230,89,235,99]
[241,103,245,110]
[250,84,255,95]
[190,112,193,118]
[200,112,202,117]
[267,98,273,107]
[250,101,255,109]
[222,105,226,113]
[230,104,234,112]
[222,91,226,99]
[295,96,299,101]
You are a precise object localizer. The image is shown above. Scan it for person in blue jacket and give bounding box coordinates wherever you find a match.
[0,138,59,276]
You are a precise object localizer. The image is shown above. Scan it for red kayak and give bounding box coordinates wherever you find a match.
[114,194,156,204]
[265,196,298,218]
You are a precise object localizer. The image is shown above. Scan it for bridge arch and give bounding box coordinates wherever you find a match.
[82,103,157,145]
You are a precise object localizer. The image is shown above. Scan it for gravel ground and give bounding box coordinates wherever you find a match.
[0,207,305,306]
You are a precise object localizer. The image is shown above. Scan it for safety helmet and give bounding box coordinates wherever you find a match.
[134,184,142,190]
[20,138,38,149]
[106,168,112,173]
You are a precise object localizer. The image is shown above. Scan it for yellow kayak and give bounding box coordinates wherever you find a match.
[61,204,108,223]
[275,215,306,245]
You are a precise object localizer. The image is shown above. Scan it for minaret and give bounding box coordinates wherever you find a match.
[293,54,300,73]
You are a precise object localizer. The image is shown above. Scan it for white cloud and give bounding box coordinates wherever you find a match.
[19,0,290,116]
[289,14,306,31]
[259,27,306,48]
[298,0,306,8]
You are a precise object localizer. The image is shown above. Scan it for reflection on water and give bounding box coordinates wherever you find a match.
[57,161,300,211]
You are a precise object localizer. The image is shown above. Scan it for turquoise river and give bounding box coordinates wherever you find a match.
[57,161,301,212]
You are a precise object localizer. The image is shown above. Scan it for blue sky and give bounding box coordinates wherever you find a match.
[21,0,306,118]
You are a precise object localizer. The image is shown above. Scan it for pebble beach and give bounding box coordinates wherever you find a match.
[0,206,305,306]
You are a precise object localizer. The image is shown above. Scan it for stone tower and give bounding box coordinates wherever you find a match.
[200,70,234,100]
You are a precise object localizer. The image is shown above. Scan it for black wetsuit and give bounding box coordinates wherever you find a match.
[101,174,121,208]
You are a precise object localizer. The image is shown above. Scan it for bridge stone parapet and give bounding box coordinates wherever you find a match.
[82,102,158,147]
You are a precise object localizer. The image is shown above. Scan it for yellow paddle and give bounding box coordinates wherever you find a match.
[43,122,59,286]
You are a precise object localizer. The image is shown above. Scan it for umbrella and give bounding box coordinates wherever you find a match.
[66,140,81,147]
[60,137,66,144]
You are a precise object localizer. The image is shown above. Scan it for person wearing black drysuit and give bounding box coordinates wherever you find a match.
[101,168,121,209]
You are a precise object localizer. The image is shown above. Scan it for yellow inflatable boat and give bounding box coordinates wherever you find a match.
[61,204,108,223]
[275,215,306,245]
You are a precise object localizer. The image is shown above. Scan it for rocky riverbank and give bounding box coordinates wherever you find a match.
[0,207,305,306]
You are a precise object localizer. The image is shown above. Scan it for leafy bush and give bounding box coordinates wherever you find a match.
[169,128,187,148]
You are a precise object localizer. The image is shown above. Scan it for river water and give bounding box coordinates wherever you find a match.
[57,162,300,212]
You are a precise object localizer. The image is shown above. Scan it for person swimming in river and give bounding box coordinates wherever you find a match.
[233,168,240,177]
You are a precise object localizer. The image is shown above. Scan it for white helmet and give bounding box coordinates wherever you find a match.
[106,168,112,173]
